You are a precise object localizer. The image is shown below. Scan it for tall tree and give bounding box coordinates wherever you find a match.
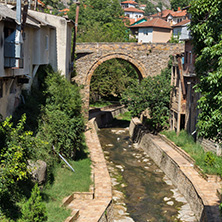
[90,59,138,102]
[170,0,190,10]
[189,0,222,142]
[144,2,157,16]
[68,0,128,42]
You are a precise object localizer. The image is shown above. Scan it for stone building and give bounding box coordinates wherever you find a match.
[0,3,74,119]
[170,21,199,135]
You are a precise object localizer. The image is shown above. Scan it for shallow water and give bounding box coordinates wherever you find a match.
[98,127,196,222]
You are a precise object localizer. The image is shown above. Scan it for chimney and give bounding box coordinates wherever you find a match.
[178,7,181,11]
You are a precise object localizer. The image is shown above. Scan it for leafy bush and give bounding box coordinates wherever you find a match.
[21,184,47,222]
[38,70,86,159]
[162,130,222,176]
[0,115,34,194]
[121,60,172,132]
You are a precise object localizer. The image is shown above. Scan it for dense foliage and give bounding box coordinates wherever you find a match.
[0,67,87,221]
[90,59,138,103]
[21,184,47,222]
[68,0,129,42]
[39,70,86,159]
[189,0,222,142]
[0,115,34,196]
[170,0,190,10]
[144,2,157,16]
[121,59,172,132]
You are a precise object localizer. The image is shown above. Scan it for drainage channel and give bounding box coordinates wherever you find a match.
[98,126,196,222]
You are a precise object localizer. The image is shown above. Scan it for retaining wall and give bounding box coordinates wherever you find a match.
[129,117,221,222]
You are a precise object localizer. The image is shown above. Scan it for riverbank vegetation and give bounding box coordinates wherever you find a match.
[121,59,172,133]
[90,59,138,105]
[0,66,91,221]
[162,130,222,177]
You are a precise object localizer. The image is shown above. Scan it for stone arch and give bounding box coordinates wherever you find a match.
[85,53,146,86]
[83,53,146,115]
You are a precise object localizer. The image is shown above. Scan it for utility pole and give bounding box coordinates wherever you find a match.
[71,1,80,63]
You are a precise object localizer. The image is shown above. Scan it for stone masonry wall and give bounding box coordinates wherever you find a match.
[74,42,184,114]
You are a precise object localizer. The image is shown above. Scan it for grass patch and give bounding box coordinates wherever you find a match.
[42,158,92,222]
[90,100,113,108]
[161,130,222,177]
[116,111,132,122]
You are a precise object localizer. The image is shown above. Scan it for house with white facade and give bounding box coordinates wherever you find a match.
[121,1,138,9]
[124,7,144,20]
[0,3,74,119]
[129,18,172,43]
[149,8,188,26]
[172,19,190,39]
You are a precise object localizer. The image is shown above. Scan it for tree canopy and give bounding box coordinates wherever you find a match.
[144,2,157,16]
[189,0,222,142]
[170,0,190,11]
[90,59,138,103]
[121,59,172,132]
[68,0,129,42]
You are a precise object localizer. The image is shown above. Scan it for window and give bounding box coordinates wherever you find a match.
[185,51,188,64]
[0,80,2,98]
[189,51,192,64]
[45,35,49,50]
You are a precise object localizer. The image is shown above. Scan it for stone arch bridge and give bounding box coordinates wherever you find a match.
[73,42,184,114]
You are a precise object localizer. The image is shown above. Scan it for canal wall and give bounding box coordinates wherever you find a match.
[89,105,127,128]
[129,117,221,222]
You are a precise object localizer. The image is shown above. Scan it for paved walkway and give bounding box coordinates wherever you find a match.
[64,119,112,222]
[151,134,222,221]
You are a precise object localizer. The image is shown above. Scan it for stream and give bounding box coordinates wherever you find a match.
[98,125,196,222]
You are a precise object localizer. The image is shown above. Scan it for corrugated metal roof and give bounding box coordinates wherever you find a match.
[0,4,40,28]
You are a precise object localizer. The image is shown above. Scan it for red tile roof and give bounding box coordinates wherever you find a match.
[124,7,144,13]
[131,18,172,29]
[151,9,174,18]
[150,9,187,18]
[59,8,70,15]
[171,10,187,17]
[121,1,138,4]
[172,19,190,27]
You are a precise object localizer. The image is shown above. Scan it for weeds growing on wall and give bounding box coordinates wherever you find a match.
[162,130,222,177]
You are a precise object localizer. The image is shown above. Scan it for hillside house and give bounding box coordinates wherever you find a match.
[129,18,172,43]
[172,19,190,40]
[0,4,74,119]
[121,1,138,9]
[124,7,144,20]
[148,8,188,25]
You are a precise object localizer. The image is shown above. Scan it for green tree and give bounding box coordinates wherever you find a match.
[170,0,190,10]
[144,2,156,16]
[21,184,47,222]
[121,60,172,132]
[68,0,128,42]
[90,59,138,103]
[0,115,34,195]
[189,0,222,142]
[39,70,85,159]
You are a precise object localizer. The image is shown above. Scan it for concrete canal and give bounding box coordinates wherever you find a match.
[98,123,196,222]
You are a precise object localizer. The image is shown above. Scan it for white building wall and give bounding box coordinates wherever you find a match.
[0,22,4,76]
[138,28,153,43]
[28,10,73,79]
[124,11,144,19]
